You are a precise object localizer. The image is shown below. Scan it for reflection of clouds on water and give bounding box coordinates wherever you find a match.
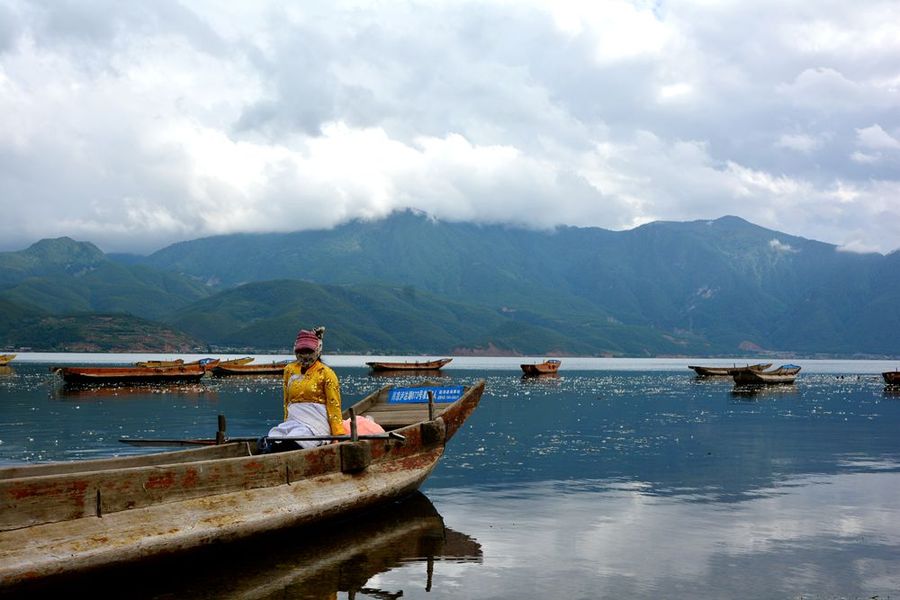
[425,472,900,598]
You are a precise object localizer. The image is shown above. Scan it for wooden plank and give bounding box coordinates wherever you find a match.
[0,443,253,481]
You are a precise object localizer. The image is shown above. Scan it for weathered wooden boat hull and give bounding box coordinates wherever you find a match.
[521,360,561,375]
[689,363,772,377]
[883,371,900,385]
[56,365,207,384]
[366,358,452,371]
[0,380,484,587]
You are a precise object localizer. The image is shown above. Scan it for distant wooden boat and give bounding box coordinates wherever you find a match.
[0,380,484,587]
[134,357,246,370]
[134,358,187,368]
[219,356,255,367]
[883,370,900,385]
[366,358,452,372]
[521,359,561,375]
[732,364,801,385]
[54,364,208,385]
[210,360,290,376]
[689,363,772,377]
[0,354,15,366]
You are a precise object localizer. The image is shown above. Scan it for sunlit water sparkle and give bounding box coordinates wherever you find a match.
[1,355,899,599]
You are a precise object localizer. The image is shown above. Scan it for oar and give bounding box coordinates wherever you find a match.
[119,431,407,447]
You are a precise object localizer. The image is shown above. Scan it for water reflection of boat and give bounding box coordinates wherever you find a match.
[210,360,291,376]
[52,364,208,385]
[883,385,900,398]
[0,366,13,377]
[0,380,484,587]
[521,371,560,381]
[5,491,482,598]
[53,383,219,401]
[730,384,800,399]
[369,368,449,378]
[366,358,452,372]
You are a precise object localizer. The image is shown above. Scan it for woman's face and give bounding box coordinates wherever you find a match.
[295,349,317,367]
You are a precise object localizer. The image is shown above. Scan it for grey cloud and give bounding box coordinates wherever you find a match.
[1,1,899,253]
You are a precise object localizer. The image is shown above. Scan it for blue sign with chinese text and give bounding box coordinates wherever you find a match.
[387,385,465,404]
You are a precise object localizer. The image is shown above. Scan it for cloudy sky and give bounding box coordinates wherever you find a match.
[1,0,899,254]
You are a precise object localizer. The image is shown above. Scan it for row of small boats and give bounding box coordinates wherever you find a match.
[51,357,462,385]
[53,356,292,384]
[368,357,563,377]
[690,362,900,386]
[689,362,803,384]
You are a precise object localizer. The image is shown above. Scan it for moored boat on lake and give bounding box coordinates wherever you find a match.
[0,380,485,588]
[53,364,208,385]
[688,363,772,377]
[0,354,15,366]
[732,364,801,385]
[521,359,561,375]
[210,359,290,376]
[884,370,900,386]
[366,358,452,372]
[136,356,254,368]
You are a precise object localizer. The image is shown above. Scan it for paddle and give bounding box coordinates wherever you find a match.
[119,431,407,447]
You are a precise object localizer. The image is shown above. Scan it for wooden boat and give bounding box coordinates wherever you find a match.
[732,364,801,385]
[366,358,453,372]
[134,358,187,368]
[210,359,290,376]
[521,359,561,375]
[0,354,15,366]
[134,357,231,370]
[883,370,900,385]
[688,363,772,377]
[0,380,485,587]
[219,356,255,367]
[53,364,208,385]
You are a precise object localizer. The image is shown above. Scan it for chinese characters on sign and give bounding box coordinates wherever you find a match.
[387,386,465,404]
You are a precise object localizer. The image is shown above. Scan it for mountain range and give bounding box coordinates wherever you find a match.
[1,210,897,357]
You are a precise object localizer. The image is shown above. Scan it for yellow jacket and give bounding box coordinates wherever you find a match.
[283,360,346,436]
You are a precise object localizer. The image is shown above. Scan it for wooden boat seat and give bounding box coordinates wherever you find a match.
[362,402,454,429]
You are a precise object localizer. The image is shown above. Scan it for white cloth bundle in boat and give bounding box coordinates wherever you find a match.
[268,403,331,448]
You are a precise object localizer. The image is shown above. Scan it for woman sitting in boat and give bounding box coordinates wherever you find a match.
[264,326,346,451]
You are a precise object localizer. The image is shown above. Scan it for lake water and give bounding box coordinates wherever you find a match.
[2,355,900,599]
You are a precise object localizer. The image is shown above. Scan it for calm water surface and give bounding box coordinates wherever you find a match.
[2,355,899,599]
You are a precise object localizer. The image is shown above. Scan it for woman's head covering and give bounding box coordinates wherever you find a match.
[293,330,321,353]
[294,326,325,366]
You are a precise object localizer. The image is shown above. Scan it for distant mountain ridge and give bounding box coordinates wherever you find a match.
[1,213,897,356]
[136,211,898,356]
